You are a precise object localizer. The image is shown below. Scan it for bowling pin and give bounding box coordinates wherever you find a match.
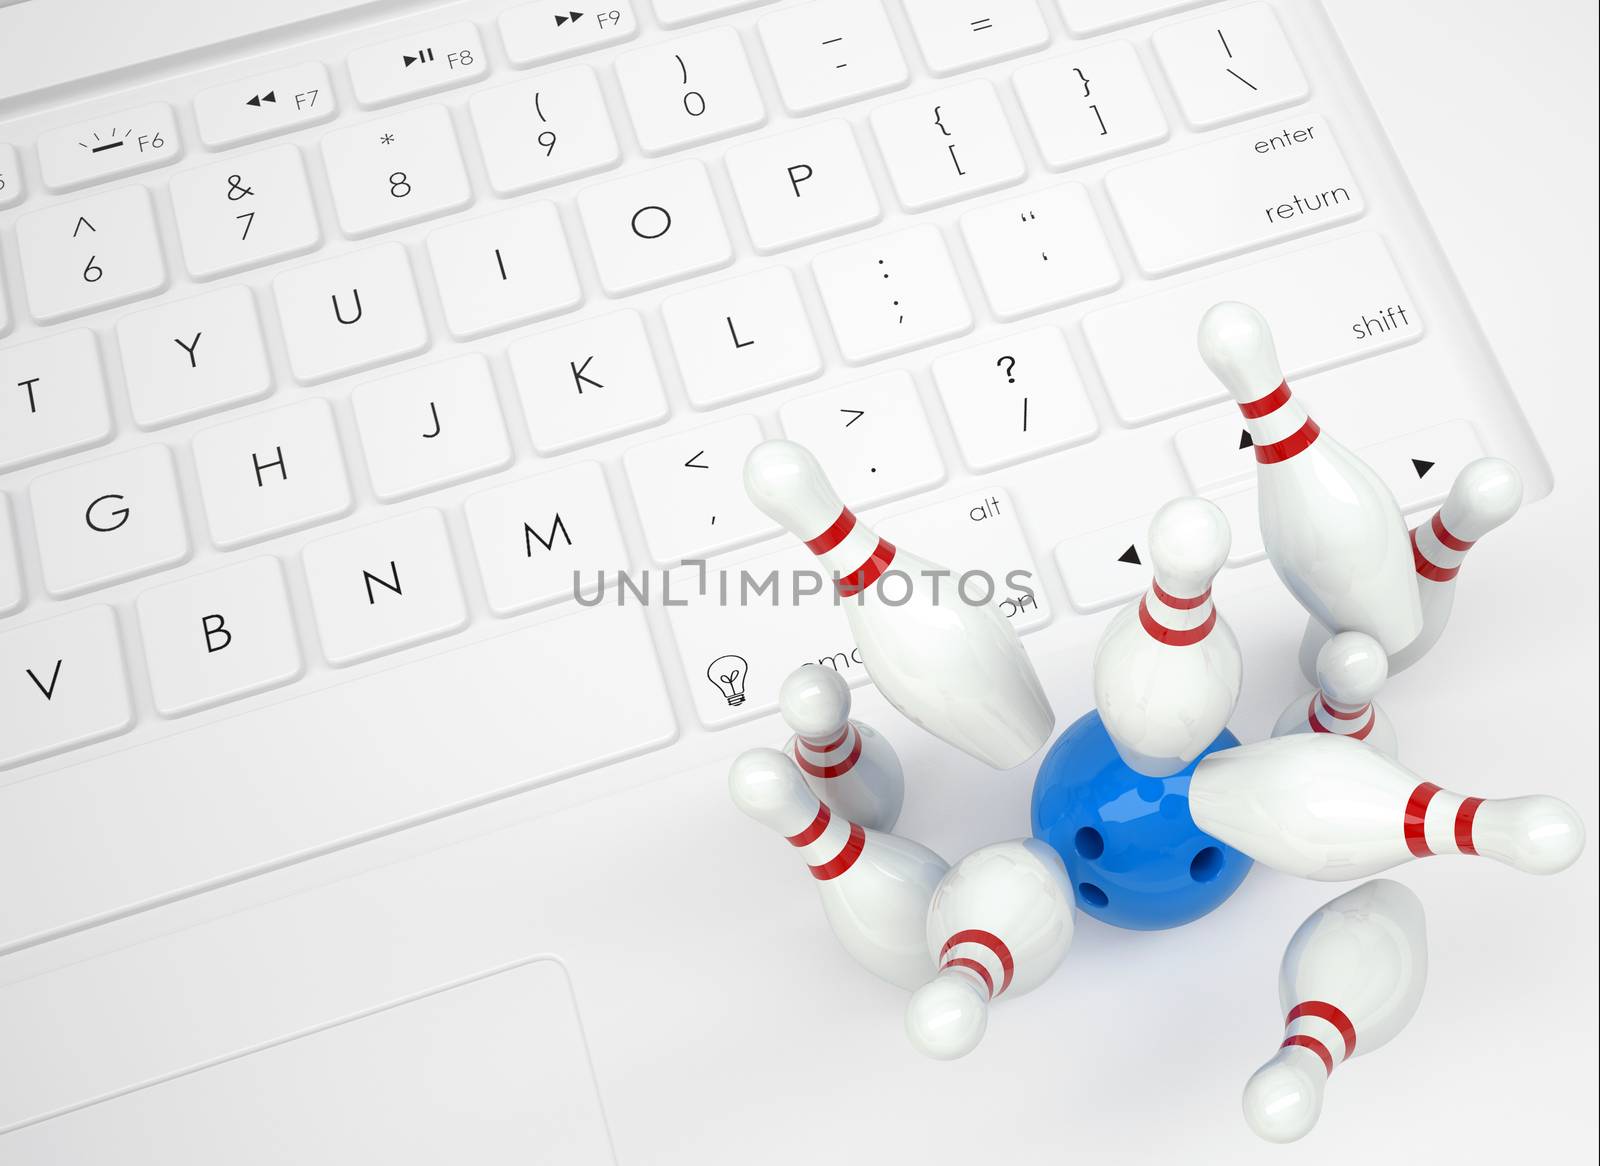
[1272,632,1398,760]
[728,747,947,989]
[1094,497,1242,777]
[1242,879,1426,1143]
[1197,302,1422,654]
[1298,457,1525,682]
[744,440,1054,770]
[905,839,1075,1060]
[780,664,905,833]
[1190,734,1585,880]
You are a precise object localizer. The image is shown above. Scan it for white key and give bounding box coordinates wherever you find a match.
[508,310,669,454]
[169,145,322,279]
[1013,41,1170,171]
[499,2,639,67]
[623,414,777,563]
[903,0,1049,76]
[617,27,767,155]
[0,142,22,209]
[469,68,621,196]
[0,606,133,769]
[1084,233,1420,425]
[273,243,429,384]
[426,203,583,339]
[16,186,168,322]
[464,461,631,616]
[577,160,733,296]
[663,267,821,408]
[135,557,304,717]
[0,330,113,472]
[933,326,1099,471]
[37,103,181,192]
[0,266,9,337]
[301,508,468,666]
[725,120,882,253]
[29,444,190,597]
[1154,4,1310,129]
[0,495,22,617]
[115,285,273,429]
[1105,116,1363,276]
[778,370,945,508]
[321,107,472,238]
[194,63,336,149]
[1360,420,1486,514]
[1174,410,1266,494]
[192,398,353,549]
[870,80,1027,211]
[654,0,772,26]
[1053,513,1155,613]
[351,354,512,501]
[958,183,1122,321]
[812,224,973,363]
[1054,0,1215,35]
[758,0,909,115]
[346,22,487,108]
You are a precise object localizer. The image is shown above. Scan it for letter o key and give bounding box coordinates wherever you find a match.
[631,205,672,240]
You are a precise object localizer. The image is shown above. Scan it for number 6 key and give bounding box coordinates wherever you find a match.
[16,185,169,323]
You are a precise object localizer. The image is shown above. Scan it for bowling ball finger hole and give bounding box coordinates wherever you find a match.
[1078,883,1109,908]
[1190,847,1224,883]
[1074,827,1105,860]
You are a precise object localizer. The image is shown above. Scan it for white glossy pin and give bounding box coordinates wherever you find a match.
[1093,497,1242,777]
[905,838,1075,1060]
[1197,302,1422,655]
[1190,734,1585,880]
[728,747,947,989]
[1273,631,1397,760]
[1242,879,1427,1143]
[780,664,905,833]
[744,439,1054,770]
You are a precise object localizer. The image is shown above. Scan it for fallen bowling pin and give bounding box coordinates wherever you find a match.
[728,747,947,989]
[905,839,1075,1060]
[780,664,905,833]
[1243,879,1426,1143]
[1273,631,1398,760]
[1190,734,1585,880]
[744,439,1053,770]
[1198,302,1422,655]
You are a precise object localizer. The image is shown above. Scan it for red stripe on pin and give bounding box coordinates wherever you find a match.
[1456,796,1484,855]
[1255,418,1320,464]
[809,823,864,881]
[805,508,857,555]
[786,802,831,848]
[835,539,897,597]
[1319,694,1368,722]
[1138,597,1217,646]
[1411,528,1459,582]
[1237,381,1292,419]
[941,957,995,999]
[802,726,852,754]
[1286,1000,1357,1059]
[938,929,1016,995]
[1404,782,1442,857]
[1280,1034,1335,1075]
[1431,510,1476,553]
[794,729,863,779]
[1152,581,1211,610]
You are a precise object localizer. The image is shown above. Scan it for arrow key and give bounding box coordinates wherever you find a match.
[1355,419,1485,514]
[1053,513,1154,613]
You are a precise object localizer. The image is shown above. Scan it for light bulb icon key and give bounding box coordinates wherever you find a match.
[707,654,749,706]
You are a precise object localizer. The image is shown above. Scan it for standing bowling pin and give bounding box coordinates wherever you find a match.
[728,747,947,989]
[780,665,905,833]
[1190,734,1585,880]
[906,839,1075,1060]
[1273,632,1398,760]
[1198,302,1422,654]
[1094,497,1242,777]
[745,440,1053,770]
[1242,879,1426,1142]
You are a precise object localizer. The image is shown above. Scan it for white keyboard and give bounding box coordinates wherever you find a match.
[0,0,1550,953]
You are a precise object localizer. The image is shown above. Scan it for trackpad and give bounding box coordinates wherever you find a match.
[6,959,615,1165]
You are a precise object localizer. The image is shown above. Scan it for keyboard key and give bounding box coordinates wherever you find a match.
[464,461,631,616]
[654,0,772,25]
[779,370,945,508]
[0,259,9,336]
[1105,115,1363,276]
[1013,41,1169,171]
[301,508,468,666]
[192,398,353,548]
[469,68,621,196]
[0,495,21,616]
[426,203,583,339]
[16,186,168,322]
[758,0,909,115]
[958,184,1121,320]
[1053,512,1155,613]
[1360,420,1486,513]
[115,285,273,429]
[499,2,639,66]
[321,106,472,238]
[0,606,133,770]
[812,224,973,363]
[273,243,429,383]
[1054,0,1216,35]
[870,80,1026,211]
[1084,233,1420,425]
[37,103,181,192]
[662,267,821,408]
[30,445,190,597]
[135,557,303,717]
[346,22,487,108]
[1154,3,1310,129]
[0,143,22,209]
[725,120,882,253]
[0,330,113,472]
[623,414,777,563]
[169,145,322,279]
[509,309,669,454]
[903,0,1049,75]
[577,160,733,295]
[194,63,336,148]
[351,354,512,501]
[617,26,767,155]
[1174,411,1264,494]
[933,326,1099,471]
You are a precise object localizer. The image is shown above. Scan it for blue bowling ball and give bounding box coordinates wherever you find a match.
[1031,710,1251,931]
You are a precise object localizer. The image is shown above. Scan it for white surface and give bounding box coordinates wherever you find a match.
[168,145,324,279]
[615,26,767,154]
